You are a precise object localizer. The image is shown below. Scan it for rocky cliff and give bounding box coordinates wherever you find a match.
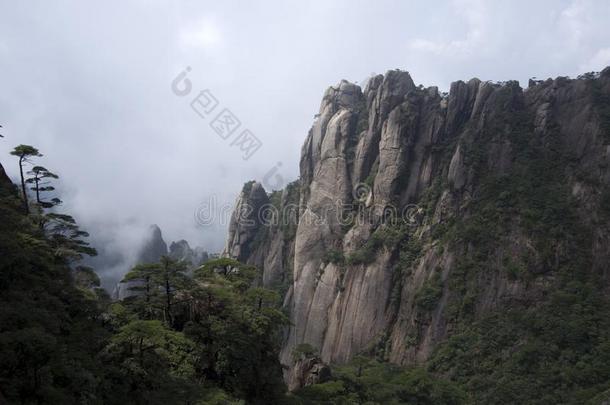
[225,68,610,389]
[113,225,209,299]
[0,162,14,195]
[137,224,168,264]
[169,239,209,266]
[224,180,300,290]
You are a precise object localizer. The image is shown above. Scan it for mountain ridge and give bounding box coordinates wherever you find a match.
[224,67,610,397]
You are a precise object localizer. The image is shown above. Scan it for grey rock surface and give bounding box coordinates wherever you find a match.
[137,224,168,264]
[113,225,209,300]
[224,68,610,389]
[286,356,331,391]
[169,239,208,267]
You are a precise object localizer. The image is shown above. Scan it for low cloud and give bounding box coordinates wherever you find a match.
[0,0,608,286]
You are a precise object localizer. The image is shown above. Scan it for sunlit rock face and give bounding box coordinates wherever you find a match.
[223,180,299,289]
[225,68,610,389]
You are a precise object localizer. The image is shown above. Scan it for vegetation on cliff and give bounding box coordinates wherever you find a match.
[0,147,288,404]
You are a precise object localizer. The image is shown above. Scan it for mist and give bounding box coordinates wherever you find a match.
[1,0,609,287]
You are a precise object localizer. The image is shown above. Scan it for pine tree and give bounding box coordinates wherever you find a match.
[43,213,97,260]
[10,145,42,214]
[26,165,61,208]
[123,256,190,327]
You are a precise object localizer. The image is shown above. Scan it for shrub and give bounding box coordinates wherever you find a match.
[292,343,318,362]
[323,249,345,265]
[415,273,443,311]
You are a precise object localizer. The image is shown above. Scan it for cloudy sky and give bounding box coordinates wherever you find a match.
[1,0,609,286]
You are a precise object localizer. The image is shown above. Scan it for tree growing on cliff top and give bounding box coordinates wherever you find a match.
[10,144,41,214]
[26,165,61,208]
[123,256,191,327]
[43,212,97,260]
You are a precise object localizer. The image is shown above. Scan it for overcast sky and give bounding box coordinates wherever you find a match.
[1,0,609,285]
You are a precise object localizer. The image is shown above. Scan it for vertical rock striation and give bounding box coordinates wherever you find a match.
[224,68,610,389]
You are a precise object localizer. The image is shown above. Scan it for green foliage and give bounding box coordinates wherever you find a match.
[73,264,104,301]
[100,319,202,404]
[43,212,98,260]
[429,280,610,404]
[346,223,410,265]
[292,343,318,362]
[11,144,43,213]
[503,256,528,281]
[114,255,289,402]
[0,166,110,404]
[7,144,96,258]
[364,159,379,188]
[397,237,422,273]
[242,180,256,195]
[2,75,609,403]
[415,272,443,312]
[590,76,610,144]
[291,357,467,404]
[423,75,610,404]
[323,248,345,265]
[276,180,300,241]
[10,144,41,158]
[269,189,282,208]
[122,256,191,325]
[110,320,196,374]
[185,258,288,402]
[354,94,369,137]
[0,159,287,404]
[346,234,379,265]
[101,320,200,404]
[26,165,61,208]
[195,257,258,287]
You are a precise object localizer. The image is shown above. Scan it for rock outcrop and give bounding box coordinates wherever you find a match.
[112,224,169,300]
[169,239,209,267]
[137,224,168,264]
[113,225,210,299]
[0,162,14,195]
[224,180,299,288]
[286,357,331,391]
[224,68,610,389]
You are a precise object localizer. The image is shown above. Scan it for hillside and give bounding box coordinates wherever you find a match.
[224,68,610,403]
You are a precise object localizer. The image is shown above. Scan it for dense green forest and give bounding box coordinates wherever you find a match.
[2,144,609,405]
[0,145,287,404]
[0,146,465,404]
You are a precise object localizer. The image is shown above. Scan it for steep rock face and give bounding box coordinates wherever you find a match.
[0,162,14,195]
[113,224,169,300]
[137,224,168,264]
[113,224,213,299]
[224,180,299,288]
[224,68,610,388]
[286,356,331,391]
[224,181,270,267]
[169,239,208,267]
